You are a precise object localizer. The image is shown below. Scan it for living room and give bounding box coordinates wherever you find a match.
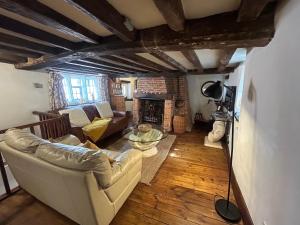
[0,1,299,225]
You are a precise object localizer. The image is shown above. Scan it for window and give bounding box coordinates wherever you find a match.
[62,74,100,105]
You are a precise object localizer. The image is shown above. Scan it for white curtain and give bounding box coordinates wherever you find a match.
[48,71,68,110]
[97,75,110,102]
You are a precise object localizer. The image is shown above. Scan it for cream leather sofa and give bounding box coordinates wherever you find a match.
[0,129,142,225]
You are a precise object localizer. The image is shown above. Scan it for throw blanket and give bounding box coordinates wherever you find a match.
[82,117,112,142]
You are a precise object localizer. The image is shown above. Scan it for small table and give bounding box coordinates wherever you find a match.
[123,125,168,157]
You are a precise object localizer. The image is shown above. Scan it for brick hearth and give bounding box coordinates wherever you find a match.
[133,76,192,132]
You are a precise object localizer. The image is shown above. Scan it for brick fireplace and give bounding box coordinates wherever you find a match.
[133,76,192,132]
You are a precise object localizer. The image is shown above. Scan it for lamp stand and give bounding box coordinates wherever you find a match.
[215,86,241,223]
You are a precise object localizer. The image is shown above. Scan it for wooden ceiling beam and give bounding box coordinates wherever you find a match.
[0,32,64,55]
[109,67,235,78]
[15,7,275,70]
[0,53,27,63]
[64,0,136,42]
[218,48,237,72]
[0,0,100,43]
[117,53,171,72]
[0,14,76,50]
[238,0,272,22]
[153,0,185,31]
[149,50,187,73]
[0,44,41,58]
[71,60,136,74]
[181,50,203,72]
[81,58,147,73]
[57,63,126,76]
[98,55,156,72]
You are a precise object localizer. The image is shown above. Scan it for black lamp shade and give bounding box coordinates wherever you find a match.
[203,81,223,99]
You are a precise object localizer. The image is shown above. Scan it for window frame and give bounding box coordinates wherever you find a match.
[62,73,100,105]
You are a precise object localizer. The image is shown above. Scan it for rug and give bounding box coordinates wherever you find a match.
[106,135,176,185]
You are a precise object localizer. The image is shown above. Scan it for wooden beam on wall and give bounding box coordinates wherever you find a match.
[15,7,275,70]
[218,48,236,72]
[0,53,27,63]
[153,0,185,31]
[0,15,76,50]
[0,33,64,55]
[238,0,272,22]
[0,0,100,43]
[0,44,41,58]
[181,50,203,72]
[117,53,171,72]
[150,50,187,73]
[64,0,136,41]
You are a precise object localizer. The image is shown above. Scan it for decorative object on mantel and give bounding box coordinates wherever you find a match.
[173,115,186,134]
[200,80,241,223]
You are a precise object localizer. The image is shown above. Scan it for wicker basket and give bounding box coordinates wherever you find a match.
[173,115,186,134]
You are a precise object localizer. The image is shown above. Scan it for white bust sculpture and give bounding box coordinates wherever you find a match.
[207,121,226,143]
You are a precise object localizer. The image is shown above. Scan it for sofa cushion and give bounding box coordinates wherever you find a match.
[4,128,49,153]
[59,108,91,127]
[82,104,100,122]
[51,134,81,146]
[79,141,115,164]
[35,142,113,188]
[95,102,113,118]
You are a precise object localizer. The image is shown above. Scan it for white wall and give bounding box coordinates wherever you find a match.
[233,1,300,224]
[0,63,50,130]
[187,74,224,121]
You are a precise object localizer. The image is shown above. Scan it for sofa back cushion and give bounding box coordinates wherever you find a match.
[95,102,113,118]
[4,128,49,153]
[82,104,100,121]
[36,143,113,188]
[59,107,91,127]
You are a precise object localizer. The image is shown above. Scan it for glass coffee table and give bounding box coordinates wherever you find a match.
[123,124,169,157]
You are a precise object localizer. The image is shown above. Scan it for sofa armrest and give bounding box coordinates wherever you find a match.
[70,127,87,143]
[110,149,142,185]
[113,111,126,117]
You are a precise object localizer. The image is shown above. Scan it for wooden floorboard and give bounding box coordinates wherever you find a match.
[0,128,243,225]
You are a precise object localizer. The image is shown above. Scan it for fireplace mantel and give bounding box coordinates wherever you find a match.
[134,92,174,100]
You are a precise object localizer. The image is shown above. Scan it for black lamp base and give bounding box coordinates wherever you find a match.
[215,199,241,223]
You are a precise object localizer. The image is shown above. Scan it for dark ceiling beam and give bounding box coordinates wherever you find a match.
[15,7,275,70]
[98,55,157,72]
[109,67,236,78]
[149,50,187,73]
[0,32,64,55]
[0,44,41,58]
[117,53,171,72]
[218,48,236,72]
[153,0,185,31]
[0,14,76,50]
[181,50,203,72]
[64,0,136,41]
[59,63,125,75]
[0,0,99,43]
[238,0,272,22]
[81,58,147,73]
[71,60,136,74]
[0,53,27,63]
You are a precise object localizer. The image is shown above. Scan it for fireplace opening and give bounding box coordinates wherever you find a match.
[140,99,164,125]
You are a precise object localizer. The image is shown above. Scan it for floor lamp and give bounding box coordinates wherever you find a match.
[201,81,241,223]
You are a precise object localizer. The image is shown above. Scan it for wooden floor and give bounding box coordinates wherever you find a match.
[0,128,243,225]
